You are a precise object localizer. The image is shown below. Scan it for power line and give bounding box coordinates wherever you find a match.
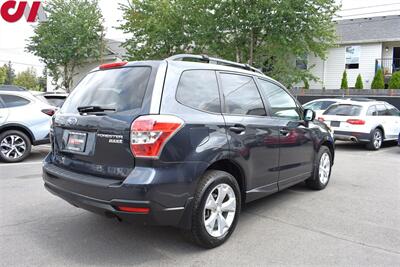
[335,11,400,19]
[340,2,400,12]
[0,60,44,67]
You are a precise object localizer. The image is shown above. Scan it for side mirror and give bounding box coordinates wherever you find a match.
[304,109,315,122]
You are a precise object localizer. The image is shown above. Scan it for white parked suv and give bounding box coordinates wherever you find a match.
[318,99,400,150]
[303,98,348,117]
[0,91,55,162]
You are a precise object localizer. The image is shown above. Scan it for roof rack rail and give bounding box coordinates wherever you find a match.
[166,54,264,75]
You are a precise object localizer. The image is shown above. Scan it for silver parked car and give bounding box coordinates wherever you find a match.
[0,91,55,162]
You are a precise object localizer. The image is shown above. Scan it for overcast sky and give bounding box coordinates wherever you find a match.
[1,0,400,73]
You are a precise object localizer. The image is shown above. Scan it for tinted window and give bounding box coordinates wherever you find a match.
[324,104,362,116]
[367,105,377,116]
[376,104,389,116]
[176,70,220,113]
[384,104,400,116]
[220,74,266,116]
[257,79,300,119]
[43,96,67,108]
[61,67,151,114]
[1,95,30,108]
[304,100,336,111]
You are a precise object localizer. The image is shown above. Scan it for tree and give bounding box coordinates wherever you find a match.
[3,61,16,85]
[119,0,339,87]
[27,0,104,92]
[303,79,310,89]
[388,71,400,89]
[371,68,385,89]
[355,74,363,89]
[14,67,40,91]
[340,70,348,89]
[38,67,48,92]
[0,66,6,85]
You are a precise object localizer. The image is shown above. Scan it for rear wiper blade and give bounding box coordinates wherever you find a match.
[77,106,116,113]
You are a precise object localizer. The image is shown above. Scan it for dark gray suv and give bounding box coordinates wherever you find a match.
[43,55,335,248]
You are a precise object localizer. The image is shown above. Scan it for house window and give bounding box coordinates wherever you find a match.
[296,55,307,70]
[345,46,360,69]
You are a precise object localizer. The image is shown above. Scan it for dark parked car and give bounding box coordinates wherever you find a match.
[34,92,68,107]
[42,55,335,248]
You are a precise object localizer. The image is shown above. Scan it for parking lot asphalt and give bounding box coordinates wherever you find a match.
[1,143,399,266]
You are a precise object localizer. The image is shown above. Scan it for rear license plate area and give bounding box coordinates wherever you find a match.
[64,131,87,152]
[331,121,340,127]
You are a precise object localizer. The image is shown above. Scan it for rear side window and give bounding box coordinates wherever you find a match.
[323,104,362,116]
[219,73,266,116]
[176,70,221,113]
[61,67,151,113]
[367,105,377,116]
[1,95,30,108]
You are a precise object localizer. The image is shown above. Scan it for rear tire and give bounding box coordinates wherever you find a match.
[0,130,32,163]
[187,170,241,248]
[366,128,383,150]
[306,146,332,190]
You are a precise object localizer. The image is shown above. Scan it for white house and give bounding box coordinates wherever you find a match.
[306,15,400,89]
[47,39,127,92]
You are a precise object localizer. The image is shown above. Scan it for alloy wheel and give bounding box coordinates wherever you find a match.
[319,152,331,185]
[373,131,382,149]
[203,183,236,238]
[0,135,27,160]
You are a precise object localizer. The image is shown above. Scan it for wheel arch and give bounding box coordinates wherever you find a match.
[206,159,247,205]
[0,123,35,144]
[319,138,335,164]
[373,125,385,139]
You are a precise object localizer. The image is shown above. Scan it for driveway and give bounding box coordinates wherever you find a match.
[0,144,399,266]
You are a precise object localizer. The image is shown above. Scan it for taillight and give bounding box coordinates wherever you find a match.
[41,109,55,116]
[130,115,184,158]
[318,117,325,122]
[346,119,365,125]
[99,61,127,69]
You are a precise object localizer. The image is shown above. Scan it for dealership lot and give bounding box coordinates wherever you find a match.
[1,143,399,266]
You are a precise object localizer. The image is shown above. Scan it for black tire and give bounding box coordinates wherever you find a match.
[306,146,332,190]
[366,128,383,150]
[187,170,241,249]
[0,130,32,163]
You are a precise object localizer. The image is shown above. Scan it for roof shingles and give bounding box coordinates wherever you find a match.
[335,15,400,44]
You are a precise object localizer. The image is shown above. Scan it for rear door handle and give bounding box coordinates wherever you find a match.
[229,124,246,134]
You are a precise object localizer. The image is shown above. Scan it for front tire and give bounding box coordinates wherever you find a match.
[366,128,383,150]
[306,146,332,190]
[0,130,32,163]
[188,170,241,248]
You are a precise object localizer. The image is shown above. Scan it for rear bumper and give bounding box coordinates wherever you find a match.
[42,154,204,229]
[333,130,371,143]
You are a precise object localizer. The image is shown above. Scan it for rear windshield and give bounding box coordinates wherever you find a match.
[61,67,151,114]
[323,104,362,116]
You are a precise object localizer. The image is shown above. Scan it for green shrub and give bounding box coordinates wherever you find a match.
[340,70,348,89]
[388,71,400,89]
[355,74,363,89]
[371,68,385,89]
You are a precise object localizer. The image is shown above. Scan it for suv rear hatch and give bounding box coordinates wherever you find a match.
[320,104,364,130]
[51,62,161,179]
